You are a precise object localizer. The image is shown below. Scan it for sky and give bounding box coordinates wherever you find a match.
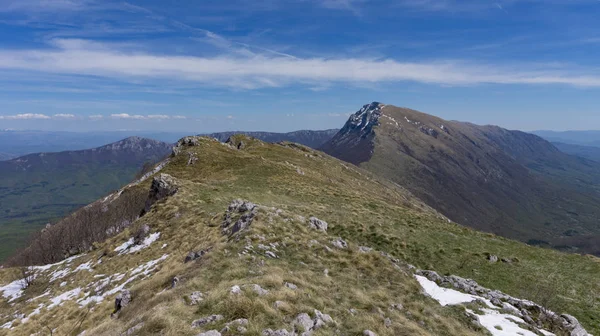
[0,0,599,133]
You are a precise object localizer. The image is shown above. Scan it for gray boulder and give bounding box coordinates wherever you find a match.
[189,291,204,305]
[192,315,224,328]
[331,237,348,249]
[487,255,499,263]
[285,282,298,290]
[220,319,249,333]
[143,174,178,214]
[363,331,377,336]
[196,331,221,336]
[185,248,211,263]
[114,289,132,314]
[133,224,150,245]
[308,217,328,232]
[561,314,589,336]
[293,313,314,332]
[222,199,258,236]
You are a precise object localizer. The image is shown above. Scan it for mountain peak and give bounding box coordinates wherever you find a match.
[348,102,385,130]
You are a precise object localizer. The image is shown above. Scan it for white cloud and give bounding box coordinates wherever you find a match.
[53,113,75,119]
[110,113,146,119]
[0,113,51,119]
[146,115,170,119]
[172,115,187,119]
[89,114,104,120]
[1,38,600,89]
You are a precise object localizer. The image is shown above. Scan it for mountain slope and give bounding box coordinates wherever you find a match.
[0,136,597,335]
[0,137,172,261]
[321,103,600,254]
[206,129,339,149]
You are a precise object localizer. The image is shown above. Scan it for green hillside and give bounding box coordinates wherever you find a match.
[0,136,596,335]
[0,137,172,261]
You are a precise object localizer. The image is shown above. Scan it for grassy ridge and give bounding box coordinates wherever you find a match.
[1,136,598,335]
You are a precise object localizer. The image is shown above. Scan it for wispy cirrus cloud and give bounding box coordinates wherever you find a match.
[0,113,51,119]
[1,38,600,89]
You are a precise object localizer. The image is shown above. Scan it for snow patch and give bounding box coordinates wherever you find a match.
[415,275,480,306]
[115,232,161,254]
[415,275,556,336]
[48,287,82,309]
[468,309,555,336]
[0,279,25,302]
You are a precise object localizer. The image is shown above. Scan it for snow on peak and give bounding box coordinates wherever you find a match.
[348,102,385,131]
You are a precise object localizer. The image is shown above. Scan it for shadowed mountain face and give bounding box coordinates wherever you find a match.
[0,137,172,261]
[322,103,600,255]
[206,129,339,149]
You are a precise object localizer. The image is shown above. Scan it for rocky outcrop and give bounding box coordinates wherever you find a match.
[308,217,328,232]
[133,224,150,245]
[185,247,212,263]
[416,270,591,336]
[142,174,178,215]
[192,314,224,328]
[113,289,132,316]
[222,199,258,236]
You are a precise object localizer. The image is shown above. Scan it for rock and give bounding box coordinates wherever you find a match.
[192,315,224,328]
[221,319,249,333]
[359,246,373,253]
[293,313,314,332]
[500,257,512,263]
[561,314,589,336]
[384,318,392,328]
[230,285,242,295]
[308,217,328,232]
[274,301,287,309]
[171,276,179,289]
[363,330,377,336]
[187,152,199,165]
[114,289,132,314]
[323,269,329,277]
[185,248,211,263]
[251,284,269,296]
[284,282,298,290]
[176,136,201,148]
[196,331,221,336]
[143,174,178,214]
[390,303,404,311]
[487,255,499,263]
[189,291,204,305]
[222,199,258,236]
[262,329,293,336]
[331,237,348,249]
[314,309,334,329]
[349,308,358,315]
[265,251,278,258]
[133,224,150,245]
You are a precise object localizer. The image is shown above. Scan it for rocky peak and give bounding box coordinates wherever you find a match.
[347,102,385,131]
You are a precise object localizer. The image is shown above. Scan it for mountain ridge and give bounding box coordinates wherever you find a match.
[0,135,597,335]
[321,102,600,255]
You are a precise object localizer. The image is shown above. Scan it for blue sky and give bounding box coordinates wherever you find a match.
[0,0,599,132]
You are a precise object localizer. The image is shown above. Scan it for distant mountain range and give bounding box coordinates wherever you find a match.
[0,137,172,261]
[533,130,600,147]
[551,142,600,162]
[0,130,188,160]
[322,102,600,256]
[206,129,339,149]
